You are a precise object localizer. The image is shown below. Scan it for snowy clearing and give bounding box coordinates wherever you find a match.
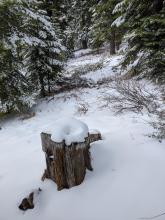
[0,50,165,220]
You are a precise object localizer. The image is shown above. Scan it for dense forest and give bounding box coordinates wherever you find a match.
[0,1,165,220]
[0,0,164,113]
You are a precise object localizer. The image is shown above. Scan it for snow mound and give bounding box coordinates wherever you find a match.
[89,129,100,134]
[51,118,89,146]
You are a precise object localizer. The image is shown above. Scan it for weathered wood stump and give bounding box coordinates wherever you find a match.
[41,131,101,190]
[19,192,34,211]
[19,188,42,211]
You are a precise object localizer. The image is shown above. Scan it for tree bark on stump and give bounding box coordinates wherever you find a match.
[41,132,101,190]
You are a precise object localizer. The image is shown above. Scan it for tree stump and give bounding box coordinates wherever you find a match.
[19,192,34,211]
[41,131,101,191]
[19,188,42,211]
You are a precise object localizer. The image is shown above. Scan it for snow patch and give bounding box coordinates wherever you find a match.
[89,129,100,134]
[74,49,93,58]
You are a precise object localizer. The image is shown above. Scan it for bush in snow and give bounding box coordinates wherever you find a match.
[101,78,165,140]
[102,79,159,114]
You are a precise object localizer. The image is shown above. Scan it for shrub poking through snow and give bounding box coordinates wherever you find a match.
[101,78,165,140]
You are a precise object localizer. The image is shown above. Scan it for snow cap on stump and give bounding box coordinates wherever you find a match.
[51,117,89,146]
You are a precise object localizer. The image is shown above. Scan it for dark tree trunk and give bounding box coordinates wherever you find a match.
[82,39,88,49]
[110,30,116,55]
[47,74,51,94]
[41,131,101,190]
[153,0,164,12]
[116,40,121,51]
[39,74,46,97]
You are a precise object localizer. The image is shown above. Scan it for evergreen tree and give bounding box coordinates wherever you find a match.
[44,0,98,51]
[91,0,123,54]
[40,0,75,56]
[22,0,65,97]
[52,0,75,55]
[0,0,66,113]
[0,0,33,113]
[120,0,165,82]
[72,0,97,49]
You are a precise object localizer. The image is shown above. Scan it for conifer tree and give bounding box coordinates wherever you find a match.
[23,0,65,97]
[72,0,97,49]
[0,0,33,113]
[45,0,98,51]
[0,0,66,113]
[119,0,165,82]
[52,0,75,55]
[91,0,122,54]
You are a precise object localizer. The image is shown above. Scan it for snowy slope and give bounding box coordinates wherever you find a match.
[0,50,165,220]
[65,50,122,82]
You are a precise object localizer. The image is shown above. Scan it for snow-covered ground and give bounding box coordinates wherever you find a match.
[0,50,165,220]
[65,50,122,83]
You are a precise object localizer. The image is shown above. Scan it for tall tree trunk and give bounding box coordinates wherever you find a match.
[39,74,46,97]
[47,74,51,94]
[110,30,116,55]
[116,39,121,51]
[82,39,88,49]
[153,0,164,12]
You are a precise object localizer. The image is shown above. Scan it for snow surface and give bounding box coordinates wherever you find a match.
[50,117,89,145]
[65,53,103,77]
[65,49,122,82]
[84,55,122,82]
[0,49,165,220]
[74,48,93,58]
